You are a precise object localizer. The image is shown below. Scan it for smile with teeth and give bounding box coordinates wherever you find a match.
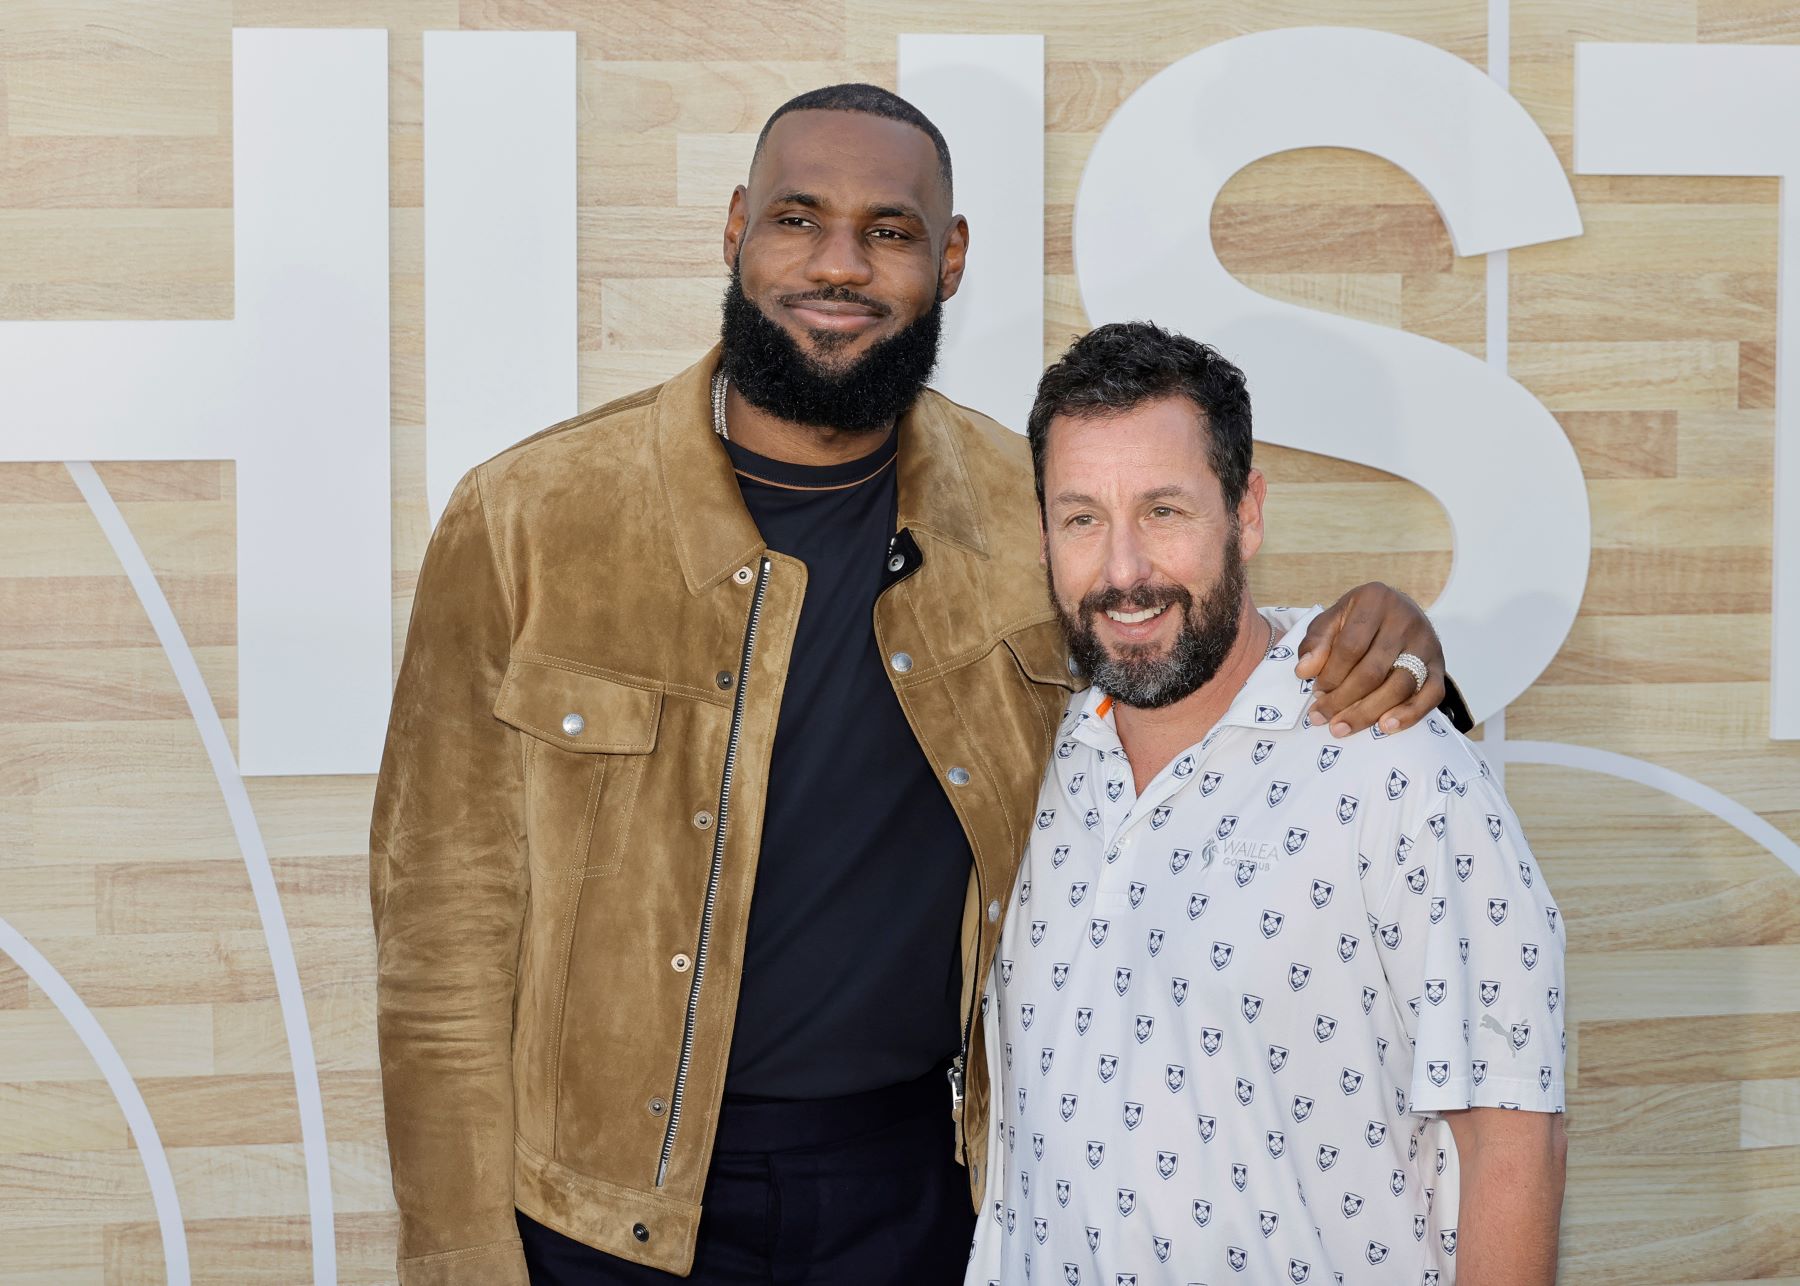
[1106,603,1169,625]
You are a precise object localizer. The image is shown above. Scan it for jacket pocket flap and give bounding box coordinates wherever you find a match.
[1004,619,1080,690]
[494,659,662,753]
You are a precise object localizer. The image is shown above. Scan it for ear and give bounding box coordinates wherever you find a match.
[722,185,749,272]
[1237,467,1268,561]
[1038,503,1049,568]
[937,214,971,303]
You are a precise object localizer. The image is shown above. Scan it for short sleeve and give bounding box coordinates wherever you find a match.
[1375,758,1566,1115]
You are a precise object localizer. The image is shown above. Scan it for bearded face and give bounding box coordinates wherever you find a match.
[1051,521,1246,709]
[1037,395,1263,712]
[718,260,943,432]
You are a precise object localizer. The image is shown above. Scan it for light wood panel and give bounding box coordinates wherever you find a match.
[2,2,1798,1283]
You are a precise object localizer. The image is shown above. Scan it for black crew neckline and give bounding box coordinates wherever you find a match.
[722,426,898,490]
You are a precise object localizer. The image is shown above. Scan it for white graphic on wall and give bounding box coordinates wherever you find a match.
[1072,26,1589,725]
[67,457,337,1283]
[2,24,1799,1286]
[424,31,578,524]
[1481,0,1516,787]
[0,29,381,1285]
[1575,42,1800,740]
[0,29,391,779]
[0,915,190,1285]
[899,34,1046,433]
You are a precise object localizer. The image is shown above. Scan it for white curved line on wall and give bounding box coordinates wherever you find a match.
[0,915,190,1285]
[1490,739,1800,877]
[64,461,338,1283]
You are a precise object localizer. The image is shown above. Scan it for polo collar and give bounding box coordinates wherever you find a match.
[1216,608,1324,734]
[655,346,990,593]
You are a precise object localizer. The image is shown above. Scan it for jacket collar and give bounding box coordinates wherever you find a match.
[654,349,765,594]
[894,383,989,560]
[655,346,990,593]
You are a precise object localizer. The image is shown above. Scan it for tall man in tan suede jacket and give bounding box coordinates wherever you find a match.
[370,84,1457,1286]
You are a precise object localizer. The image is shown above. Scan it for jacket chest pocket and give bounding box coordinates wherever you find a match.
[494,658,662,878]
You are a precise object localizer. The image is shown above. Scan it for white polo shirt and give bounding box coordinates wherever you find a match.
[966,608,1565,1286]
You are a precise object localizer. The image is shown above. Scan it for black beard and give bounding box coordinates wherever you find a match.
[719,264,942,432]
[1052,529,1248,710]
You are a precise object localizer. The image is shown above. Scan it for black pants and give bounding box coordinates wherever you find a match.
[518,1066,977,1285]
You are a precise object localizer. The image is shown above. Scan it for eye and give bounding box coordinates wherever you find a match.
[869,226,910,240]
[775,214,816,229]
[1149,505,1178,518]
[1066,514,1095,528]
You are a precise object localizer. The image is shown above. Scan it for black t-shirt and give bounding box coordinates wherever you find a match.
[721,427,973,1099]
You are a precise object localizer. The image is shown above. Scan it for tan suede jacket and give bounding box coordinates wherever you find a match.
[370,350,1078,1283]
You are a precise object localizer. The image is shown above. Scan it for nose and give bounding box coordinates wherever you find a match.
[805,221,874,287]
[1100,521,1154,594]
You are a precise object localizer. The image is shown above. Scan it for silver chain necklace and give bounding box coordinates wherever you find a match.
[711,370,729,441]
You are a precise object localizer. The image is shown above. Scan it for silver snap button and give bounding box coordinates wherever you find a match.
[671,953,692,973]
[561,712,585,737]
[890,652,913,674]
[987,899,1001,922]
[647,1097,667,1116]
[733,566,753,585]
[715,670,733,690]
[693,810,713,830]
[887,554,905,573]
[1067,654,1080,675]
[948,766,971,786]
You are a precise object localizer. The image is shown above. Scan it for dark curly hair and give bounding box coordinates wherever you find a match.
[754,83,953,201]
[1027,321,1253,511]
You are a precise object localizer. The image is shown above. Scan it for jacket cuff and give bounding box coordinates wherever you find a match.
[1438,672,1475,734]
[398,1237,529,1286]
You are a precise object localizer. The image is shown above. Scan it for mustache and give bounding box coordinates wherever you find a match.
[777,285,892,316]
[1079,583,1193,617]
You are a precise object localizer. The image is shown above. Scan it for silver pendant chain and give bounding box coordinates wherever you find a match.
[711,370,729,441]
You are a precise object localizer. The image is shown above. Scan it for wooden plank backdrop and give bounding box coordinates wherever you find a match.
[2,1,1798,1282]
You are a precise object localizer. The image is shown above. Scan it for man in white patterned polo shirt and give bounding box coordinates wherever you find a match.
[965,322,1568,1286]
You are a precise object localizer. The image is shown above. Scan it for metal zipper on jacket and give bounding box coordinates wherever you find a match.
[656,555,770,1187]
[950,858,984,1166]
